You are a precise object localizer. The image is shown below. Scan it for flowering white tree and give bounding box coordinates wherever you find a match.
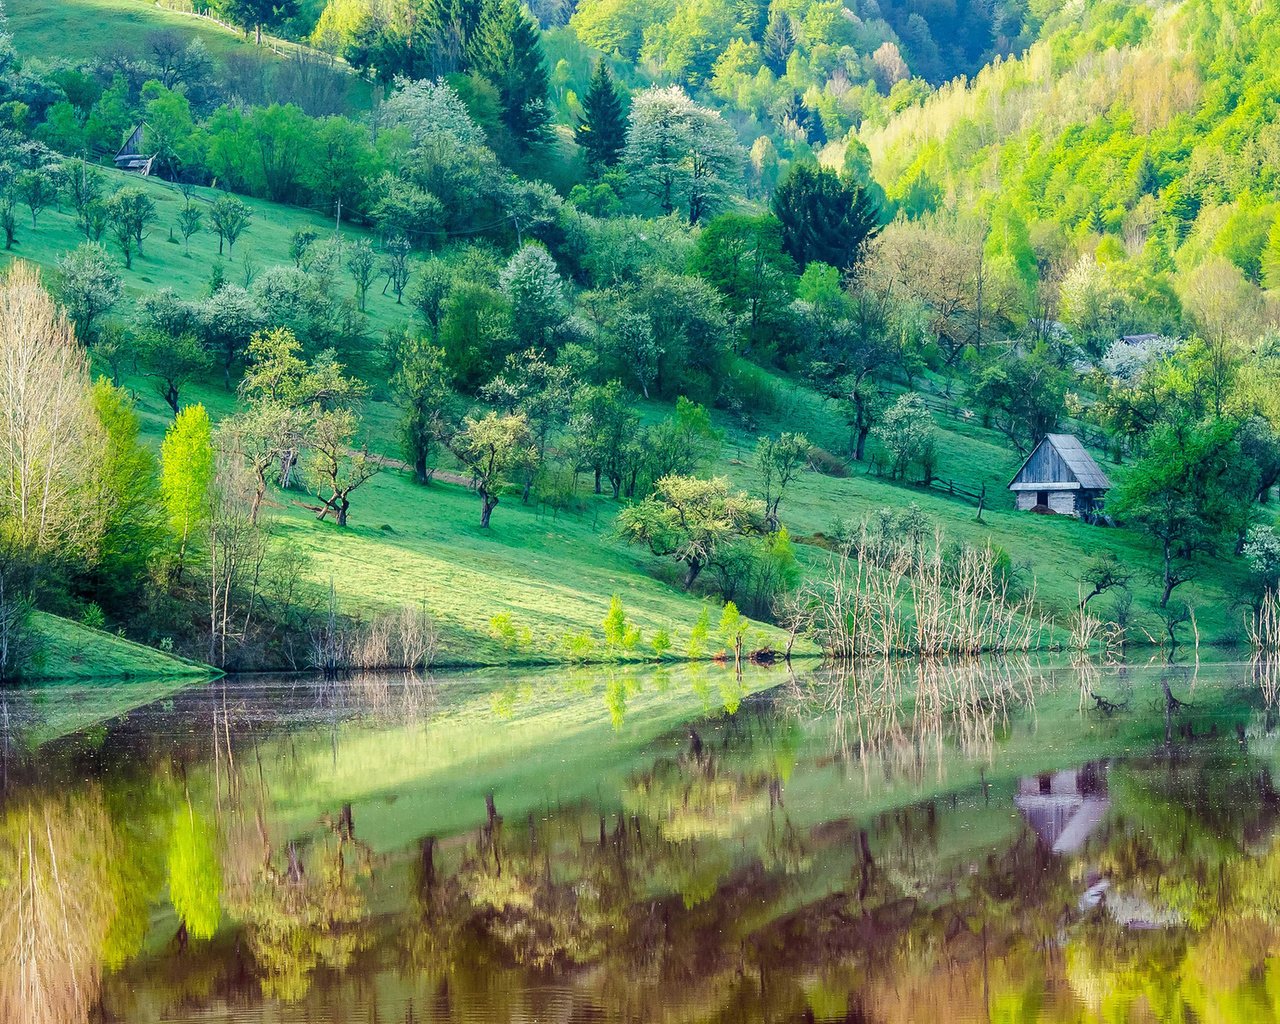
[873,392,937,482]
[500,243,569,347]
[1098,334,1178,383]
[381,77,487,148]
[624,86,743,224]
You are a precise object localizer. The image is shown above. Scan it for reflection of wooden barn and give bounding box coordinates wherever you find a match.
[114,123,157,175]
[1014,762,1109,855]
[1008,433,1111,520]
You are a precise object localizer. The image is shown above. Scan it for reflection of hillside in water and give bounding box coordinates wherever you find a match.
[5,659,1280,1022]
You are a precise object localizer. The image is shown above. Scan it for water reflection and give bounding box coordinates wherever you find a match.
[7,660,1280,1021]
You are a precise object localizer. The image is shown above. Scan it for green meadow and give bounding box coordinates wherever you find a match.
[0,167,1247,665]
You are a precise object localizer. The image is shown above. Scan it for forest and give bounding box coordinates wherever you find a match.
[0,0,1278,677]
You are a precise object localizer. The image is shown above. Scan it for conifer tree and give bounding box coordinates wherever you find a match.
[771,163,880,270]
[468,0,550,151]
[421,0,484,75]
[576,61,626,176]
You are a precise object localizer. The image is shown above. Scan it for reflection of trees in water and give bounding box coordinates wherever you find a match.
[0,791,124,1024]
[751,821,1073,1024]
[211,680,378,1002]
[306,670,440,724]
[784,658,1042,791]
[223,806,374,1001]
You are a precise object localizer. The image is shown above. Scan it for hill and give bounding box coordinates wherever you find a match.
[0,152,1254,667]
[0,0,1268,676]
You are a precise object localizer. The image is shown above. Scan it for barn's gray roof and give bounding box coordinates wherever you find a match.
[1010,434,1112,490]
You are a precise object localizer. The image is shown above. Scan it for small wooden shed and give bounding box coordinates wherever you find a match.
[1008,433,1111,520]
[114,123,157,175]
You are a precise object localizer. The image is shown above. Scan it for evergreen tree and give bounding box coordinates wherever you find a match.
[421,0,485,75]
[763,10,795,75]
[576,61,626,176]
[771,163,880,270]
[468,0,551,151]
[1136,153,1159,197]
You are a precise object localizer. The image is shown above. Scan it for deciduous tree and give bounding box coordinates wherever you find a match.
[54,241,120,343]
[209,192,252,256]
[392,334,456,484]
[1111,418,1254,607]
[756,432,810,528]
[624,86,742,225]
[160,403,214,577]
[618,475,764,589]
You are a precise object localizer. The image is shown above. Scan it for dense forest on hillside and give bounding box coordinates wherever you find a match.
[0,0,1277,677]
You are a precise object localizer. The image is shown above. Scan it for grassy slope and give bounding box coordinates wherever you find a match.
[28,610,216,680]
[4,171,1249,661]
[8,0,359,81]
[3,7,1250,661]
[8,0,256,64]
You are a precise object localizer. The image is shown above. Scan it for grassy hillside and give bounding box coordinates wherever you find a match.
[28,611,217,680]
[0,171,1247,659]
[7,0,255,64]
[0,171,1243,664]
[10,0,333,66]
[132,363,1250,662]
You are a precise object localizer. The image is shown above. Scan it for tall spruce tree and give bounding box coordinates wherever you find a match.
[576,61,626,176]
[468,0,551,151]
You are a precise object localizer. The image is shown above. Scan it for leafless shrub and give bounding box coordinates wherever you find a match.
[311,588,440,676]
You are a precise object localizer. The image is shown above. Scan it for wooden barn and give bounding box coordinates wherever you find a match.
[1008,433,1111,520]
[114,123,157,175]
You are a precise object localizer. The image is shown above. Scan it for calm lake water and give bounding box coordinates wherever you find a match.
[5,657,1280,1023]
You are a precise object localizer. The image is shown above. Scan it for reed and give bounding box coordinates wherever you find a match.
[310,595,440,676]
[788,658,1039,792]
[1068,589,1103,660]
[797,527,1048,661]
[1246,591,1280,653]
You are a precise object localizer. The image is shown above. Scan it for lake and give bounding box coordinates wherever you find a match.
[4,656,1280,1023]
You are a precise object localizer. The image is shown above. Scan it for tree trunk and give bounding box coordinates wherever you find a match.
[1160,542,1175,608]
[414,449,428,486]
[594,467,602,494]
[336,497,349,527]
[249,478,265,525]
[164,383,180,415]
[683,558,704,590]
[480,491,497,528]
[854,423,869,462]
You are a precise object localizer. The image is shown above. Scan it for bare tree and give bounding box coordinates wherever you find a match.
[206,451,272,667]
[0,263,96,556]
